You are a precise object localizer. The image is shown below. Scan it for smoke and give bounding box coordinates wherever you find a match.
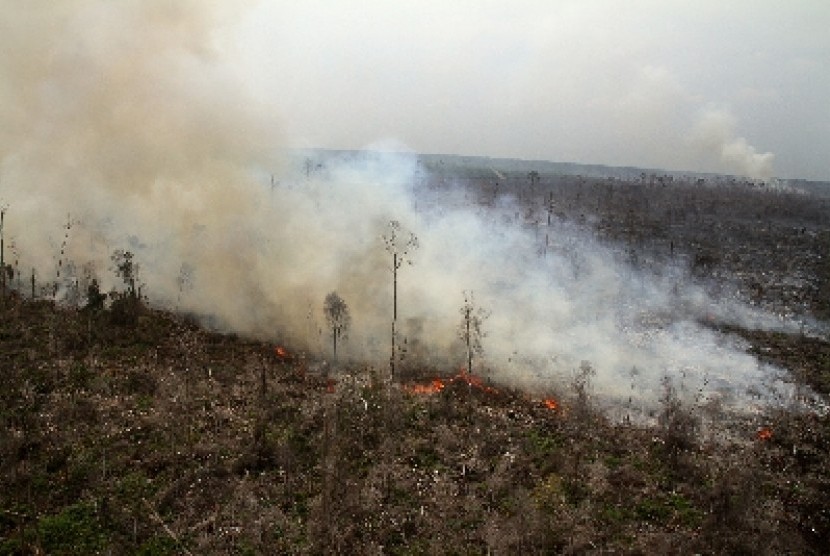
[274,153,809,419]
[0,0,283,328]
[0,2,815,419]
[691,107,776,180]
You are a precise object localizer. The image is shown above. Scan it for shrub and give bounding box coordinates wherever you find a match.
[37,502,107,555]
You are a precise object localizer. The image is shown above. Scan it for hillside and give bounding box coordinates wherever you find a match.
[3,153,830,554]
[1,294,829,554]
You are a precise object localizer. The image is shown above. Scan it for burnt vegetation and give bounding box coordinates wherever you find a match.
[2,159,830,554]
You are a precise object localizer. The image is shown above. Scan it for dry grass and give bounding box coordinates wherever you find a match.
[1,296,828,554]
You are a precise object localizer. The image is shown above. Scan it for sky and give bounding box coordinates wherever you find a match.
[231,0,830,181]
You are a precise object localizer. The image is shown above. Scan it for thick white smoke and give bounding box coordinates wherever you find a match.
[691,107,776,180]
[0,1,812,418]
[280,152,807,418]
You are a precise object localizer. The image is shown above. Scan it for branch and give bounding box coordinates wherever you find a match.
[143,498,194,556]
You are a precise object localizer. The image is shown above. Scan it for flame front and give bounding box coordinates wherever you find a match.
[275,346,289,359]
[543,398,558,410]
[409,379,447,394]
[406,370,497,395]
[756,426,773,441]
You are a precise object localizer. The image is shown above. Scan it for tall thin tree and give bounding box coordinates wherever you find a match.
[459,291,489,374]
[323,291,351,362]
[0,205,6,301]
[383,220,418,377]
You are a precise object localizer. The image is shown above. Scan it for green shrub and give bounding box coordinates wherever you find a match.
[37,502,107,555]
[136,535,179,556]
[634,498,671,522]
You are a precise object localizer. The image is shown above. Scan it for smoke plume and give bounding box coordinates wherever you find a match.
[0,1,813,418]
[691,107,776,180]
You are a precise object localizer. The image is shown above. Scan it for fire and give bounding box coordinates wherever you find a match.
[756,426,773,441]
[456,370,499,394]
[408,378,447,394]
[542,398,558,410]
[405,370,497,395]
[275,346,289,359]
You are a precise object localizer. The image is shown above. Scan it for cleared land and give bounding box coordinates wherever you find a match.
[2,160,829,554]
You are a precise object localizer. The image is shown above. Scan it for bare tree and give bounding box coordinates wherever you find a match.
[55,215,70,280]
[111,249,138,297]
[528,170,540,188]
[382,220,418,377]
[109,250,142,326]
[323,291,351,362]
[0,204,7,301]
[458,291,489,374]
[544,190,554,257]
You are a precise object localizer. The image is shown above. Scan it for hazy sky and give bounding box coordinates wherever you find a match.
[231,0,830,180]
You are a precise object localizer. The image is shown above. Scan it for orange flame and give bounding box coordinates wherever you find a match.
[406,379,446,394]
[406,371,498,395]
[455,370,499,394]
[275,346,289,359]
[756,426,773,441]
[543,398,558,410]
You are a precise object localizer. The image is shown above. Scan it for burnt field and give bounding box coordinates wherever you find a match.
[2,159,830,554]
[419,158,830,397]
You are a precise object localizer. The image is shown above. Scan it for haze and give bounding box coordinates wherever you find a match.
[0,0,824,416]
[235,0,830,181]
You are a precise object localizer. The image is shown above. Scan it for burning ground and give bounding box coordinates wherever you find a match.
[1,296,829,554]
[7,152,829,552]
[2,1,824,421]
[2,1,830,552]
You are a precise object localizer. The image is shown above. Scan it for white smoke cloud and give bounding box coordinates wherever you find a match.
[0,1,813,420]
[691,107,776,179]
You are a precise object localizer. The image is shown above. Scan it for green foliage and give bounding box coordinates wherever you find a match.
[533,473,565,512]
[36,502,107,555]
[408,444,441,470]
[600,505,631,523]
[68,363,94,391]
[136,535,179,556]
[631,493,702,526]
[667,493,703,526]
[234,541,259,556]
[116,471,154,506]
[604,455,623,469]
[526,427,562,459]
[634,498,671,522]
[562,478,590,505]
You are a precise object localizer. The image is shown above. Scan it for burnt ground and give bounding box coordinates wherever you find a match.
[424,166,830,397]
[2,168,830,554]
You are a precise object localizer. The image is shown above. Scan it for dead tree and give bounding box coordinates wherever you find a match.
[528,170,540,188]
[323,291,351,362]
[458,291,489,374]
[0,205,7,302]
[109,250,142,325]
[111,249,138,297]
[382,220,418,378]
